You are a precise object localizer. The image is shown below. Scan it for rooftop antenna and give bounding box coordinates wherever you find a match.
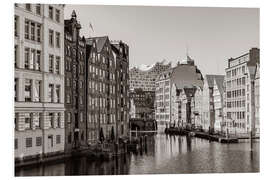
[186,43,189,57]
[89,22,94,37]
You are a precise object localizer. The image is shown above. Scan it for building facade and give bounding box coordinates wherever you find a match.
[201,75,224,132]
[155,56,204,131]
[254,63,260,135]
[86,36,121,143]
[129,60,171,92]
[192,86,203,128]
[155,69,173,130]
[130,88,155,119]
[64,11,87,152]
[213,76,225,133]
[15,4,65,160]
[171,84,181,127]
[111,41,130,139]
[225,48,259,134]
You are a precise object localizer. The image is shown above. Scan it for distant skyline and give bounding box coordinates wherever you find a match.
[64,5,259,75]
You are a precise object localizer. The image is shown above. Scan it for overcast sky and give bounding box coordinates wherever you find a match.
[64,5,259,75]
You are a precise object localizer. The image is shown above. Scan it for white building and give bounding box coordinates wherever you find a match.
[225,48,259,135]
[254,63,260,135]
[213,76,225,133]
[14,4,65,160]
[155,56,203,131]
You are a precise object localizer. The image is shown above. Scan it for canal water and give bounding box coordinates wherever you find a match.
[15,133,259,176]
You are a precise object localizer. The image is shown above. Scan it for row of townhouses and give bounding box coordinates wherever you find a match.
[14,4,130,162]
[153,48,260,136]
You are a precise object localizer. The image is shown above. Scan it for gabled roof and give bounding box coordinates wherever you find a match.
[86,36,109,53]
[213,76,225,94]
[205,75,224,88]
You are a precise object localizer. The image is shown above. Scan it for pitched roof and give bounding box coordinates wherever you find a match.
[214,76,225,94]
[205,75,224,88]
[86,36,109,53]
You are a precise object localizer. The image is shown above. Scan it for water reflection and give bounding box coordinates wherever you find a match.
[15,133,259,176]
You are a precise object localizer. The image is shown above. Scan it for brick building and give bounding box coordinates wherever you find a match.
[85,36,117,143]
[64,11,87,151]
[111,41,130,139]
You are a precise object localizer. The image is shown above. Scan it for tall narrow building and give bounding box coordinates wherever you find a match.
[224,48,259,134]
[111,41,130,139]
[15,4,65,162]
[64,11,87,152]
[85,36,117,143]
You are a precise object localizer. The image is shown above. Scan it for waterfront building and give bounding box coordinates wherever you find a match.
[130,88,155,119]
[254,63,260,135]
[111,41,130,139]
[155,68,173,130]
[192,86,203,128]
[171,84,181,127]
[129,60,171,92]
[85,36,117,143]
[225,48,259,134]
[15,4,65,160]
[64,11,87,151]
[201,75,225,132]
[155,56,203,130]
[213,76,225,133]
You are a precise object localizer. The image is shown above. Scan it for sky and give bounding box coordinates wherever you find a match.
[64,5,259,75]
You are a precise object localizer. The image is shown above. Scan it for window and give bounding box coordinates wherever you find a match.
[56,9,60,22]
[66,94,71,104]
[66,78,70,87]
[25,79,31,102]
[80,112,84,122]
[57,113,61,128]
[37,24,41,42]
[79,96,83,105]
[25,4,31,11]
[25,113,32,129]
[55,56,60,74]
[30,49,35,69]
[14,16,18,37]
[36,50,41,70]
[15,139,18,149]
[36,4,41,15]
[67,112,71,123]
[56,135,61,144]
[49,55,54,73]
[34,80,41,102]
[30,22,35,40]
[49,6,53,19]
[68,133,71,143]
[49,29,54,46]
[24,48,30,69]
[55,85,60,103]
[56,32,60,48]
[34,113,42,129]
[15,113,19,130]
[48,84,54,103]
[26,138,32,148]
[25,20,29,39]
[14,78,18,101]
[49,113,54,128]
[14,45,18,68]
[36,137,42,146]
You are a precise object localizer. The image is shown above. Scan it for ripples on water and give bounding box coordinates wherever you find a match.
[15,133,259,176]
